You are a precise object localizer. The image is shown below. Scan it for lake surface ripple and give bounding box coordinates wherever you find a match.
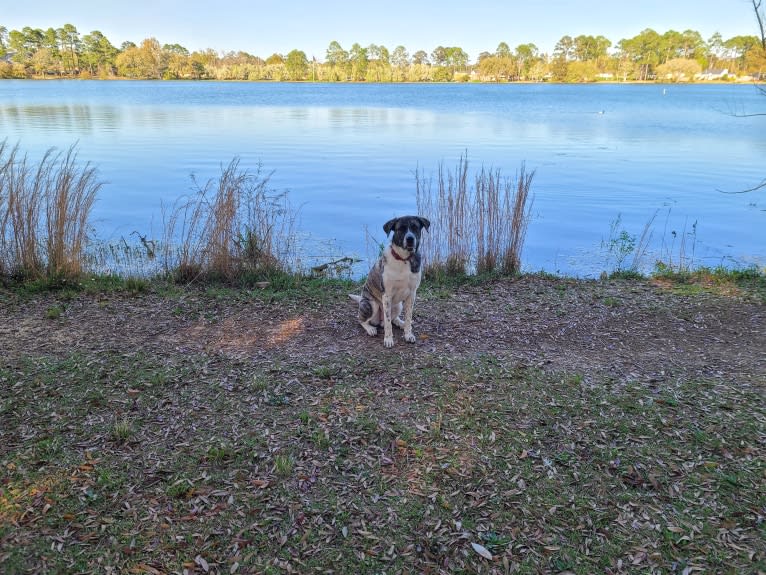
[1,80,764,276]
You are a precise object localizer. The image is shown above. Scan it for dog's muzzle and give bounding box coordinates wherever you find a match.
[405,232,417,251]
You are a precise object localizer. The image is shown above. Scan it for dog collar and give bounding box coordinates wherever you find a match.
[390,247,413,262]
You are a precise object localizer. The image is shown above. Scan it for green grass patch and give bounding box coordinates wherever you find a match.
[1,330,764,573]
[652,264,766,301]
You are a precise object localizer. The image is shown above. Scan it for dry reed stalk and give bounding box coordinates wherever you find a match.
[0,141,14,276]
[45,146,100,278]
[4,146,44,277]
[416,155,534,278]
[503,163,535,275]
[207,159,247,279]
[444,157,471,275]
[162,158,296,283]
[161,186,209,282]
[475,167,503,274]
[627,209,657,273]
[0,142,99,280]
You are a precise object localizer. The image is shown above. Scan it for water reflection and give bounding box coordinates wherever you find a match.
[0,81,763,276]
[0,105,117,134]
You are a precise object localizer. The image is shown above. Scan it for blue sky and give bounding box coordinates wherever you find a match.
[2,0,759,61]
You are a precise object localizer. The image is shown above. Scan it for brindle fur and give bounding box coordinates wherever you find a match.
[350,216,430,347]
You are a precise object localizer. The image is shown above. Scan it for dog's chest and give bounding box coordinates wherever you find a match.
[382,259,420,303]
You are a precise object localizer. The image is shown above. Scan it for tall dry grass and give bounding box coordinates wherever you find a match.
[0,141,100,280]
[161,158,297,283]
[416,155,534,278]
[415,157,472,275]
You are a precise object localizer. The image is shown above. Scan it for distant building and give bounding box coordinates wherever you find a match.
[696,68,729,81]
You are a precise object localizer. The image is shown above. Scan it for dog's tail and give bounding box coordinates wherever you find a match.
[348,294,362,303]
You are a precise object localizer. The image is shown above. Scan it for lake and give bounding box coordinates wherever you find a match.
[1,80,764,276]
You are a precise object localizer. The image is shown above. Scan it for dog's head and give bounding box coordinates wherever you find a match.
[383,216,430,253]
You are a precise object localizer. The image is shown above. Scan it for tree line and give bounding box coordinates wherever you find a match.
[1,23,764,82]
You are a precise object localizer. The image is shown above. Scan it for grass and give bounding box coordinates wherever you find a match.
[601,209,708,278]
[651,265,766,302]
[1,143,300,287]
[1,341,763,574]
[0,140,101,281]
[3,141,758,292]
[1,142,764,572]
[160,158,297,284]
[415,154,534,280]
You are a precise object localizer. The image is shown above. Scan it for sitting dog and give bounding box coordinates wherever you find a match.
[350,216,430,347]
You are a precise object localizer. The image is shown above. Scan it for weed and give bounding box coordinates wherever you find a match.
[311,429,330,449]
[651,265,766,301]
[601,211,656,275]
[45,304,63,319]
[110,417,133,443]
[312,364,337,379]
[251,373,269,392]
[274,453,295,477]
[206,443,232,463]
[124,277,149,294]
[166,477,194,499]
[609,269,644,280]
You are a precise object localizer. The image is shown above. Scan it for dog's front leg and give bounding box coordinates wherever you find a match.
[382,293,394,348]
[403,293,416,343]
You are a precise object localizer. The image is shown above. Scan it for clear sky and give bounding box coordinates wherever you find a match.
[2,0,759,62]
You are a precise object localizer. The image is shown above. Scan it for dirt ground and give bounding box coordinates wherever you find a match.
[1,274,765,574]
[2,275,764,386]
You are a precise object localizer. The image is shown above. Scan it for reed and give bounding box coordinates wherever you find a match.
[504,163,535,275]
[161,158,297,283]
[0,141,100,280]
[603,211,658,275]
[45,147,100,278]
[661,216,698,273]
[416,155,534,278]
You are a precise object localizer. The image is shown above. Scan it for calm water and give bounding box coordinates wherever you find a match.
[1,80,764,276]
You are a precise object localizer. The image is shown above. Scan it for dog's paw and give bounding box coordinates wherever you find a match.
[393,317,405,329]
[361,323,377,336]
[384,336,395,348]
[404,331,416,343]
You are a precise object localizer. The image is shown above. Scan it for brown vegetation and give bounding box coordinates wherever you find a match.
[0,141,100,280]
[416,156,533,278]
[161,158,296,283]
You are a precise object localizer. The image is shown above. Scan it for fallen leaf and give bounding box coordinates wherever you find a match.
[195,555,209,572]
[129,565,163,575]
[471,542,493,560]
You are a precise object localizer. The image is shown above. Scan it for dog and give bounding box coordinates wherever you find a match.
[350,216,430,347]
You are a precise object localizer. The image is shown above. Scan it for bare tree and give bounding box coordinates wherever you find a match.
[753,1,766,193]
[754,0,766,50]
[721,1,766,194]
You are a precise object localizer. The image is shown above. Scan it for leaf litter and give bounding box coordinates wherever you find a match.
[0,275,764,573]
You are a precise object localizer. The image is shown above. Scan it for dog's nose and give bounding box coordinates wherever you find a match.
[405,233,415,247]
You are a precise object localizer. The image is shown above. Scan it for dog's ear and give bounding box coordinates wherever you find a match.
[383,217,399,235]
[417,217,431,231]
